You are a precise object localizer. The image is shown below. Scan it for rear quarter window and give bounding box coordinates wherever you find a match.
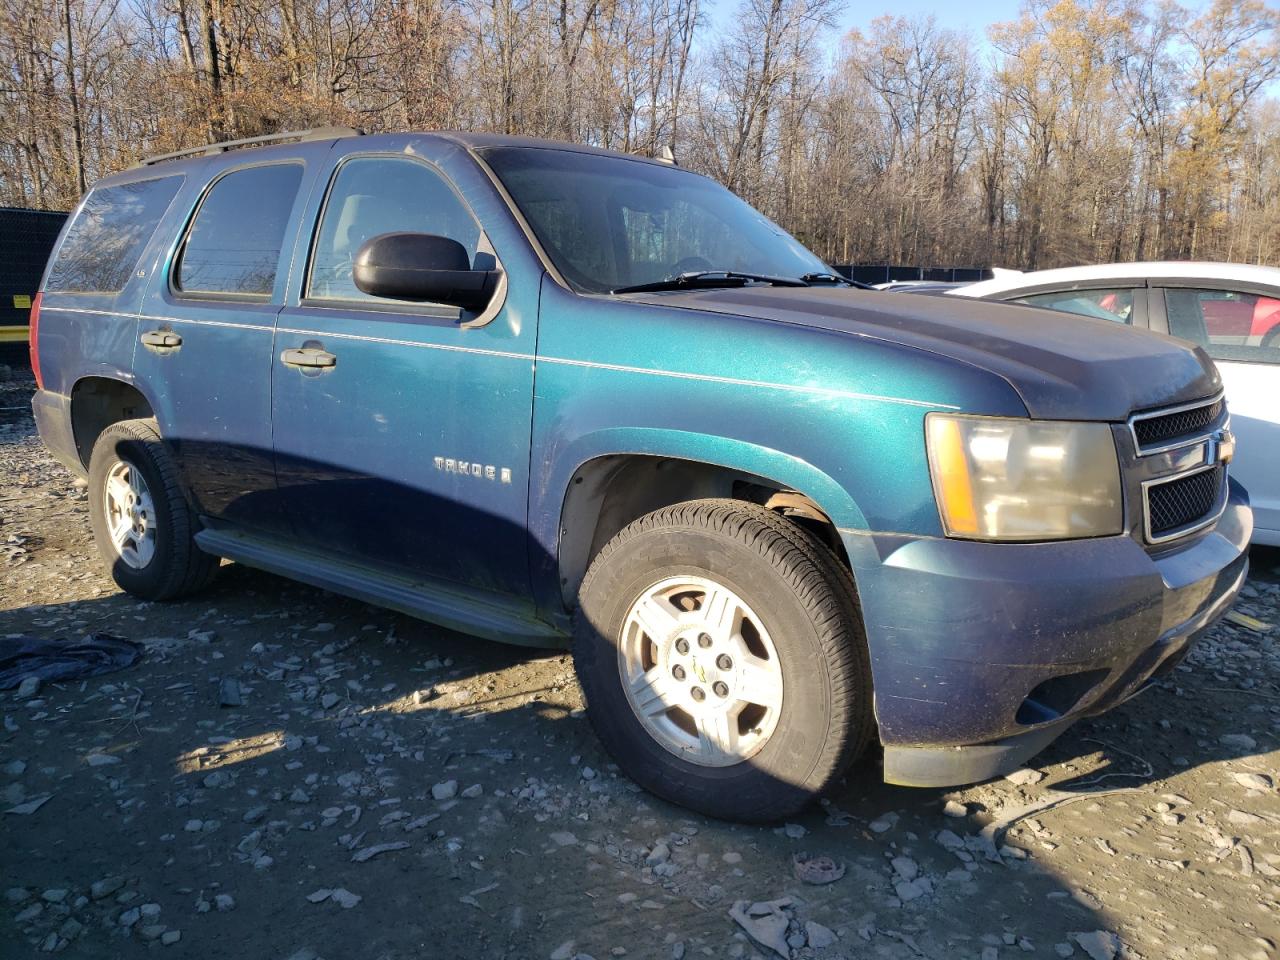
[175,163,303,298]
[45,176,184,294]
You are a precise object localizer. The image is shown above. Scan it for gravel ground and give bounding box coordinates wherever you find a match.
[1,361,1278,960]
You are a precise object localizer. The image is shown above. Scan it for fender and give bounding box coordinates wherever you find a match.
[529,425,870,619]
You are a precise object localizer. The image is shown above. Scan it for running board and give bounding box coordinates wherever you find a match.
[194,528,566,648]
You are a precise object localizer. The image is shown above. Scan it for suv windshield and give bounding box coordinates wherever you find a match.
[481,147,830,294]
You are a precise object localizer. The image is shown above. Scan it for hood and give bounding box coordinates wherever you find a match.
[626,286,1221,420]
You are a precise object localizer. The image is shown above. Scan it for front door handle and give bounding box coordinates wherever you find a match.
[140,329,182,348]
[281,347,337,369]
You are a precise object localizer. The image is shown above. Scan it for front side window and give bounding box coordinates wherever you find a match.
[46,176,183,294]
[1165,288,1280,364]
[175,164,303,297]
[307,157,480,303]
[481,147,829,294]
[1015,288,1136,323]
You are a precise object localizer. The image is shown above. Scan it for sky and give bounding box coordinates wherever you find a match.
[704,0,1027,56]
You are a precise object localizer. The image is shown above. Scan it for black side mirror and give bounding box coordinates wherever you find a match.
[353,232,499,311]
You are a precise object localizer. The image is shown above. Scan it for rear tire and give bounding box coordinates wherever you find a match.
[573,499,872,822]
[87,418,219,601]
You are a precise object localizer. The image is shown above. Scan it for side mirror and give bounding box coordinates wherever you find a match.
[353,232,499,311]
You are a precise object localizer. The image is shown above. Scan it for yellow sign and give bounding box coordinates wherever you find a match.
[12,294,31,309]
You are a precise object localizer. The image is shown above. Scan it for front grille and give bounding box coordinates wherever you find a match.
[1132,397,1223,450]
[1146,466,1224,538]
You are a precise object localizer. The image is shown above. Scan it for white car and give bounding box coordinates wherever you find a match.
[951,262,1280,546]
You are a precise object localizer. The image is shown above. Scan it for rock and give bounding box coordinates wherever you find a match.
[3,759,25,775]
[86,753,120,767]
[320,693,341,710]
[351,841,410,862]
[1227,809,1262,826]
[306,889,332,904]
[461,783,483,799]
[91,877,124,900]
[330,888,361,909]
[431,780,458,801]
[140,902,161,919]
[1231,772,1272,791]
[548,831,578,847]
[943,800,968,818]
[119,907,141,927]
[289,788,312,804]
[41,889,68,903]
[1054,945,1075,958]
[202,771,231,789]
[1071,931,1119,960]
[806,921,837,949]
[161,930,181,946]
[869,812,899,833]
[16,676,40,699]
[550,941,577,960]
[15,904,43,924]
[645,842,671,866]
[139,923,166,941]
[781,822,806,839]
[184,819,203,832]
[895,878,931,902]
[581,766,597,780]
[1220,733,1258,751]
[242,805,268,823]
[5,888,29,904]
[728,899,792,958]
[1004,768,1044,786]
[214,894,236,912]
[891,856,919,882]
[39,932,59,952]
[218,677,242,707]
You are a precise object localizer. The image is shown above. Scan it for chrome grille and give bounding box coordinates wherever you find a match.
[1130,396,1224,453]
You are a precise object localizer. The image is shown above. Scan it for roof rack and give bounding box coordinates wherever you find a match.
[137,126,364,167]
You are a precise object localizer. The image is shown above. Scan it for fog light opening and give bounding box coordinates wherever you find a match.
[1015,668,1110,726]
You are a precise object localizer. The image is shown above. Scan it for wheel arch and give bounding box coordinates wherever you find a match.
[549,428,869,611]
[69,375,157,469]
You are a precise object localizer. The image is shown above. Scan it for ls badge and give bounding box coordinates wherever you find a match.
[434,457,512,484]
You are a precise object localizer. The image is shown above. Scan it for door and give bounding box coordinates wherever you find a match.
[1160,286,1280,544]
[135,157,317,532]
[271,153,536,596]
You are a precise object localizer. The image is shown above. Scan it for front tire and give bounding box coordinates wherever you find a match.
[573,499,873,822]
[87,418,219,601]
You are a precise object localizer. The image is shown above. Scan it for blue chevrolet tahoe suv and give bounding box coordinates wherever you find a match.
[29,129,1251,821]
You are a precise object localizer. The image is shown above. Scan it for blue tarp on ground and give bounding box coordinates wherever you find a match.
[0,634,142,689]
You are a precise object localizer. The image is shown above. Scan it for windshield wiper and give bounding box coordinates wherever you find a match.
[801,271,873,289]
[613,271,810,294]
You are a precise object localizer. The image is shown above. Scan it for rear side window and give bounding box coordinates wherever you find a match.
[1166,288,1280,364]
[1015,288,1136,323]
[46,176,183,294]
[176,164,303,297]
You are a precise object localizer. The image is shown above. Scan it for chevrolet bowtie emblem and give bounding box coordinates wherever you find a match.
[1212,429,1236,465]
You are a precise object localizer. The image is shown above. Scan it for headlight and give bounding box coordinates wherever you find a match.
[925,413,1123,541]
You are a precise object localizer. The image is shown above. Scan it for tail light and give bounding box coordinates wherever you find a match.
[28,291,42,389]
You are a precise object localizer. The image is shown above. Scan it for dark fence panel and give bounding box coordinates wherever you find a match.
[0,207,68,333]
[833,265,994,285]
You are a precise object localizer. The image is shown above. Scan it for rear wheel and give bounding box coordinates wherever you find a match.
[573,499,873,822]
[87,419,219,601]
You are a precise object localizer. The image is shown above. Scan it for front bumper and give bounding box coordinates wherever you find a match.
[845,479,1251,787]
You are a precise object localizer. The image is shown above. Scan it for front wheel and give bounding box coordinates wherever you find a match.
[573,499,873,822]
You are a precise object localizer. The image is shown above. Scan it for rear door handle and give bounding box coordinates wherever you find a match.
[140,330,182,348]
[281,347,337,369]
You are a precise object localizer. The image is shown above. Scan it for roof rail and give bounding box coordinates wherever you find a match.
[137,126,364,167]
